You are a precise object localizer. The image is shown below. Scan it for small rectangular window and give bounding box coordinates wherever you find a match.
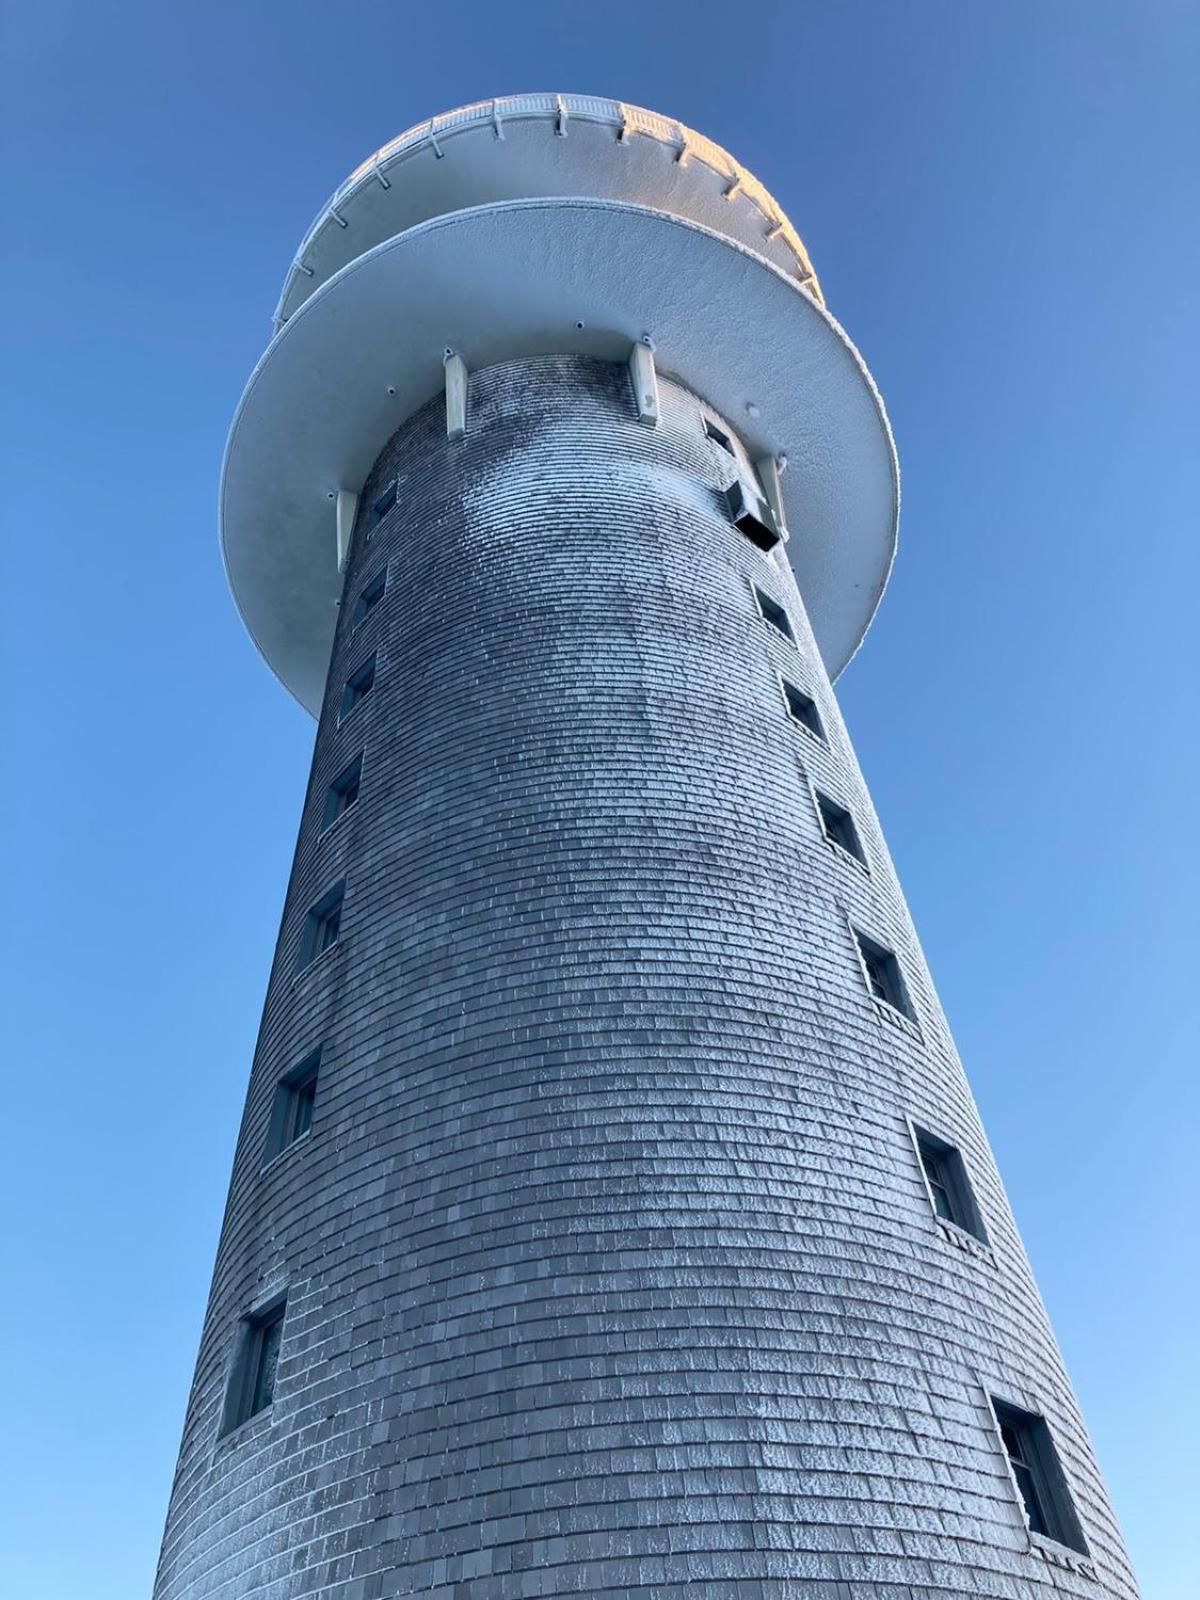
[815,790,865,864]
[754,585,794,640]
[323,754,362,830]
[352,568,386,627]
[339,654,376,721]
[265,1050,321,1161]
[221,1298,287,1436]
[297,881,344,971]
[989,1397,1088,1554]
[371,479,397,525]
[725,481,781,552]
[782,680,824,740]
[704,417,734,454]
[853,927,912,1018]
[911,1123,986,1241]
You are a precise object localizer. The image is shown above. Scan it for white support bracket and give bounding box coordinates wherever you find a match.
[754,454,788,541]
[444,351,469,440]
[335,489,359,572]
[628,341,660,428]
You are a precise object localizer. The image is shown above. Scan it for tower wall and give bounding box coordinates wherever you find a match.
[155,357,1136,1598]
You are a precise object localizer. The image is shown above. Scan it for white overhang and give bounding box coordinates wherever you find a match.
[222,198,898,715]
[273,94,823,330]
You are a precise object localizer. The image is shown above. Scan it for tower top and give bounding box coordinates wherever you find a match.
[273,95,826,331]
[221,94,898,713]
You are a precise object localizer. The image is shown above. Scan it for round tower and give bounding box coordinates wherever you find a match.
[156,94,1138,1599]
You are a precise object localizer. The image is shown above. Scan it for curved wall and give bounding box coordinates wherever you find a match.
[154,356,1137,1599]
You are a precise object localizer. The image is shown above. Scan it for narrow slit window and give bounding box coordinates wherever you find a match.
[704,417,734,454]
[911,1123,986,1241]
[853,928,912,1018]
[371,479,397,525]
[323,754,362,830]
[339,654,376,721]
[815,791,865,864]
[989,1398,1088,1554]
[221,1298,287,1436]
[352,568,386,627]
[782,680,824,740]
[754,585,794,641]
[265,1050,321,1161]
[297,881,345,971]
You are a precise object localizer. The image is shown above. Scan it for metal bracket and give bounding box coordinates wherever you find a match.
[444,350,469,439]
[754,455,788,541]
[335,490,359,572]
[629,341,660,428]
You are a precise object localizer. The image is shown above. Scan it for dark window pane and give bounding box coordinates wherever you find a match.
[353,570,386,625]
[855,932,911,1017]
[1011,1459,1050,1536]
[298,884,345,972]
[915,1129,986,1240]
[372,479,397,523]
[816,793,864,863]
[704,418,734,453]
[991,1399,1085,1552]
[756,588,794,639]
[928,1173,954,1221]
[250,1313,283,1416]
[292,1077,315,1140]
[318,904,340,952]
[340,656,376,720]
[324,756,362,829]
[783,682,823,739]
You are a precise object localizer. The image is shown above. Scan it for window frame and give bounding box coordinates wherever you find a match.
[704,416,735,455]
[905,1117,988,1243]
[370,478,397,528]
[851,924,914,1020]
[264,1048,322,1164]
[986,1392,1089,1557]
[779,675,825,742]
[338,653,376,724]
[322,752,363,832]
[813,787,867,866]
[296,881,345,973]
[352,566,387,629]
[752,582,795,642]
[220,1293,288,1438]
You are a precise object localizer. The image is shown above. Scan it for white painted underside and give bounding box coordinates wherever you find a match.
[221,198,898,715]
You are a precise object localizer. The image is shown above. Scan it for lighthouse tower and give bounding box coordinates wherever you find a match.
[154,95,1138,1599]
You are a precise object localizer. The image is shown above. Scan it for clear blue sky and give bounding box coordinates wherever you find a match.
[1,3,1195,1595]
